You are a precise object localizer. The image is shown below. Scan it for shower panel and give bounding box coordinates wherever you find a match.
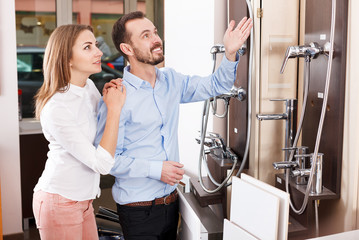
[302,0,347,197]
[190,0,252,218]
[273,0,348,237]
[228,0,250,161]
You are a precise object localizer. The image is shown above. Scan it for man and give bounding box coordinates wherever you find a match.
[95,11,252,240]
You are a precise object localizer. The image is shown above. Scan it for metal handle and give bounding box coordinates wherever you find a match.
[270,99,296,102]
[225,147,238,161]
[273,161,298,170]
[237,43,247,56]
[280,46,292,74]
[210,44,225,54]
[232,86,246,101]
[216,86,247,102]
[294,154,312,158]
[280,42,325,74]
[282,147,298,151]
[208,132,220,138]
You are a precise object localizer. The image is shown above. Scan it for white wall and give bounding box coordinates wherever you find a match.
[0,0,23,235]
[165,0,215,177]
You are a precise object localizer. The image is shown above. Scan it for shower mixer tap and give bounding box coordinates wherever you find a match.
[195,132,238,161]
[210,44,226,54]
[273,146,309,184]
[292,153,324,193]
[291,168,311,178]
[280,42,328,74]
[215,86,247,102]
[209,43,247,119]
[272,161,298,170]
[210,44,247,57]
[196,133,226,153]
[237,43,247,56]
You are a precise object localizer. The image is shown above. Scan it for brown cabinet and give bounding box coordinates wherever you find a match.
[19,134,48,226]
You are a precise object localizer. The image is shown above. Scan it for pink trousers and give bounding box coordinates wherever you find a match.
[32,190,98,240]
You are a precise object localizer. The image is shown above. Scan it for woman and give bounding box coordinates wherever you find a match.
[32,24,126,239]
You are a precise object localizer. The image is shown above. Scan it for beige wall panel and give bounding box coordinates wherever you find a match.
[257,0,299,185]
[348,1,359,231]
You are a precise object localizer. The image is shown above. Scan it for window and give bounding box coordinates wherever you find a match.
[15,0,164,118]
[15,0,56,118]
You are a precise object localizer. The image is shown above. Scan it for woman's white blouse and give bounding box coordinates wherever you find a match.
[34,79,114,201]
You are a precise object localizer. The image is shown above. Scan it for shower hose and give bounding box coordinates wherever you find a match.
[198,0,254,193]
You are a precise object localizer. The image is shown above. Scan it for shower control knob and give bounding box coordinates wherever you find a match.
[231,86,247,101]
[237,44,247,56]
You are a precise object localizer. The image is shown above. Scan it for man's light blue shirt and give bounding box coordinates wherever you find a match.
[94,55,239,205]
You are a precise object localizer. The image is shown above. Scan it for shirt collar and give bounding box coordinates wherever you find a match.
[67,80,88,97]
[123,65,163,89]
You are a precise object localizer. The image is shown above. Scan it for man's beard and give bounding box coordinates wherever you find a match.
[133,44,164,65]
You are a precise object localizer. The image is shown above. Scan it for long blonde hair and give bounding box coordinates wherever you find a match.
[34,24,93,119]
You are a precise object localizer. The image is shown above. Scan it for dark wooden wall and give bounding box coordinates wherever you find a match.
[302,0,348,196]
[228,0,250,161]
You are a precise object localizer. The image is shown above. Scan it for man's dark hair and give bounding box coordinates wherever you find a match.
[112,11,145,61]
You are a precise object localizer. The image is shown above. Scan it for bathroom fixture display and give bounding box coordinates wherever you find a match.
[266,25,335,238]
[284,1,335,210]
[273,0,348,238]
[262,28,334,214]
[195,0,254,196]
[189,0,254,218]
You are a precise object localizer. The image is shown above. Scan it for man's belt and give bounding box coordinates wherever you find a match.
[124,190,178,207]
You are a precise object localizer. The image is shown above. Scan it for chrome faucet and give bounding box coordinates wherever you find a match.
[291,153,324,193]
[215,86,247,102]
[273,161,298,170]
[273,146,309,184]
[195,132,225,152]
[257,99,297,162]
[280,42,328,74]
[256,113,287,121]
[195,132,238,161]
[210,44,247,56]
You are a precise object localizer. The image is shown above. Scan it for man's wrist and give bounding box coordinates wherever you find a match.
[225,51,236,62]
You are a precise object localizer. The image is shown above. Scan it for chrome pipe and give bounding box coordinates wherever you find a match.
[256,113,287,121]
[311,153,324,194]
[272,161,298,170]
